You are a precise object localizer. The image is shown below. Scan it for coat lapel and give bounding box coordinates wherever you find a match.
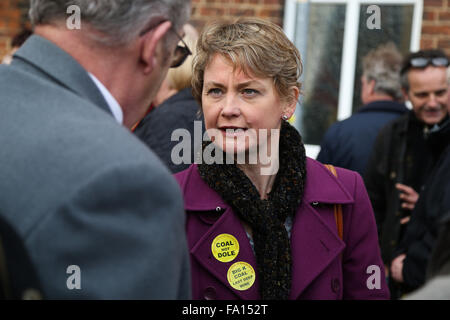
[190,207,260,300]
[289,201,345,299]
[289,159,353,299]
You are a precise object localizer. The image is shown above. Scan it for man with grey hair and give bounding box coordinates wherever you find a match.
[0,0,191,299]
[317,42,407,175]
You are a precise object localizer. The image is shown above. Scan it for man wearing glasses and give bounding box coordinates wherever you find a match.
[365,49,450,299]
[0,0,192,299]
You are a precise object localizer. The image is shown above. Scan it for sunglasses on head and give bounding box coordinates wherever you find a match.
[401,56,449,74]
[139,20,192,69]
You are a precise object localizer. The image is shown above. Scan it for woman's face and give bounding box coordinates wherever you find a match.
[202,54,297,156]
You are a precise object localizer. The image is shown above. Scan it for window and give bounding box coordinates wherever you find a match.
[284,0,423,158]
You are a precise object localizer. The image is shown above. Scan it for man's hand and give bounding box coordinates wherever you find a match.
[390,254,406,283]
[396,183,419,211]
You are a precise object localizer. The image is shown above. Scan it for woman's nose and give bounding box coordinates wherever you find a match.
[221,94,241,118]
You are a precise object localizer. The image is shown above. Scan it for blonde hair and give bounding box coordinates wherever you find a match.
[192,18,302,106]
[166,24,199,91]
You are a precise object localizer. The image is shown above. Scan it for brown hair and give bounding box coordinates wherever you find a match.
[191,18,302,106]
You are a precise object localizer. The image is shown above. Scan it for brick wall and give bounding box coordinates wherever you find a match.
[0,0,29,60]
[422,0,450,56]
[191,0,284,30]
[0,0,284,61]
[0,1,449,59]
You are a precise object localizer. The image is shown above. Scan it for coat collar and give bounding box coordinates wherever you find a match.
[177,158,353,299]
[177,158,354,211]
[13,35,111,116]
[357,100,408,115]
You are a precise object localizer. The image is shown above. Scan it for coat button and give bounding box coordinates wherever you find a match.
[390,171,396,180]
[312,202,319,206]
[204,286,217,300]
[331,278,340,293]
[215,206,222,212]
[22,288,43,300]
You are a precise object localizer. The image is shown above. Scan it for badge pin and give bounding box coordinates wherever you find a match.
[211,233,239,263]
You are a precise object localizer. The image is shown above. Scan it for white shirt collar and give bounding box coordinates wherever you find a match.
[88,73,123,124]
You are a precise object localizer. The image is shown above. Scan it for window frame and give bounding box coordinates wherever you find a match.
[283,0,423,158]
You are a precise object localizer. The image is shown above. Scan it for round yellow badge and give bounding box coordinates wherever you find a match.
[227,261,256,291]
[211,233,239,263]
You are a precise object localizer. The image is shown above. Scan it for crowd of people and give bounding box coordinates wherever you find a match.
[320,47,450,299]
[0,0,449,301]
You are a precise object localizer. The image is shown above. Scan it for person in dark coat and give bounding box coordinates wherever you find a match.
[391,115,450,294]
[317,43,407,175]
[404,211,450,300]
[0,215,43,300]
[175,18,389,300]
[365,49,449,298]
[135,24,204,173]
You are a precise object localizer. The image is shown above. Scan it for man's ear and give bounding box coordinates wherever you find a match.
[140,20,172,74]
[402,88,409,102]
[368,79,376,95]
[283,86,300,118]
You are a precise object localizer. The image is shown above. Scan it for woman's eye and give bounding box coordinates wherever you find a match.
[207,88,223,97]
[242,89,259,97]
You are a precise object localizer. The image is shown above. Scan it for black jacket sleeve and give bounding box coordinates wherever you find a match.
[364,127,390,239]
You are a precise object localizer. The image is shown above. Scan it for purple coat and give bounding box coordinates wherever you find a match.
[175,158,390,300]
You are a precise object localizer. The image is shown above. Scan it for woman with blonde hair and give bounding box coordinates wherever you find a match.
[175,18,389,300]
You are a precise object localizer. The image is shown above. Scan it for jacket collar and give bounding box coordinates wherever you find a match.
[178,158,354,211]
[358,100,408,115]
[13,35,111,116]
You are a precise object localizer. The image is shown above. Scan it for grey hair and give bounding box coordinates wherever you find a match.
[29,0,190,47]
[362,42,403,101]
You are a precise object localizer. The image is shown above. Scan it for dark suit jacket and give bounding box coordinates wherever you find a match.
[0,35,191,299]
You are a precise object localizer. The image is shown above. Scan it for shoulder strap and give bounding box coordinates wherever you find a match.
[324,164,344,240]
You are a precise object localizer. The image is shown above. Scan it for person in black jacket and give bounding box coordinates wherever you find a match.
[365,49,449,298]
[0,215,43,300]
[403,211,450,300]
[317,43,407,175]
[398,135,450,299]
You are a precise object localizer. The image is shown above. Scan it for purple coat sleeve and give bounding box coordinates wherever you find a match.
[340,170,390,299]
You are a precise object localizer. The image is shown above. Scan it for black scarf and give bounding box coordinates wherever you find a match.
[198,121,306,300]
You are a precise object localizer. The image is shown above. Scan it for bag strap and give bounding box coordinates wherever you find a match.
[324,164,344,240]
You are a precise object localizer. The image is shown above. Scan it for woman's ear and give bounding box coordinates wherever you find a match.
[283,86,300,118]
[140,20,172,74]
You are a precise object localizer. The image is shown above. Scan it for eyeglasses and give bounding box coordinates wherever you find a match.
[169,28,192,68]
[401,57,449,74]
[139,20,192,69]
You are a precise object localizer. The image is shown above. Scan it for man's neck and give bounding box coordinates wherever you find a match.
[34,24,142,128]
[363,93,394,105]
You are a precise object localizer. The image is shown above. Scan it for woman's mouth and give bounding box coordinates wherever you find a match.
[219,126,248,137]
